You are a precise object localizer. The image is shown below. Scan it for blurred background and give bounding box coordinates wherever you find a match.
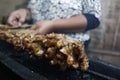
[0,0,119,67]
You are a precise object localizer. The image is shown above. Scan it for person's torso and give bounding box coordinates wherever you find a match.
[28,0,90,41]
[28,0,83,21]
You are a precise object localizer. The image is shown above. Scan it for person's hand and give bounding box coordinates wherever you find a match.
[7,8,31,27]
[31,21,54,35]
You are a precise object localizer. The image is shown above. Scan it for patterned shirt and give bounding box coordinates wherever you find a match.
[28,0,101,41]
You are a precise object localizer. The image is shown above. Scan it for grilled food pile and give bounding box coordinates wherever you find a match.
[0,26,89,71]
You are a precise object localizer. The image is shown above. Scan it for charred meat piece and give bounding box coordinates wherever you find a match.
[0,29,89,71]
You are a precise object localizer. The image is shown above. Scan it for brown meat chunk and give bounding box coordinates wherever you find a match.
[0,28,89,71]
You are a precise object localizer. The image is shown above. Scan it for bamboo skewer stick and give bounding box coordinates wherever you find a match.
[0,24,32,29]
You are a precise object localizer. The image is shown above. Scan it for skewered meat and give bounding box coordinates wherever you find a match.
[0,28,89,71]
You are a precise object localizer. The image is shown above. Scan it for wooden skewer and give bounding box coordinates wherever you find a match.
[0,24,32,29]
[0,24,35,35]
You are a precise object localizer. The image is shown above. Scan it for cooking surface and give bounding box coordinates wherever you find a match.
[0,40,119,80]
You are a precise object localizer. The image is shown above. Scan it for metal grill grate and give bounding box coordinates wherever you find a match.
[0,40,120,80]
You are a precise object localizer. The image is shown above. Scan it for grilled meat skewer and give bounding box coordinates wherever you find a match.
[0,28,89,71]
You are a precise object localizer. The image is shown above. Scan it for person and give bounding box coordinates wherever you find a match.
[7,0,101,53]
[7,0,101,79]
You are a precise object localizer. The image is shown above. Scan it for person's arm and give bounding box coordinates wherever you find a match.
[52,15,87,33]
[31,13,100,34]
[52,13,100,33]
[31,15,87,34]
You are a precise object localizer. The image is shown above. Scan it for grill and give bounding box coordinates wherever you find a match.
[0,40,120,80]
